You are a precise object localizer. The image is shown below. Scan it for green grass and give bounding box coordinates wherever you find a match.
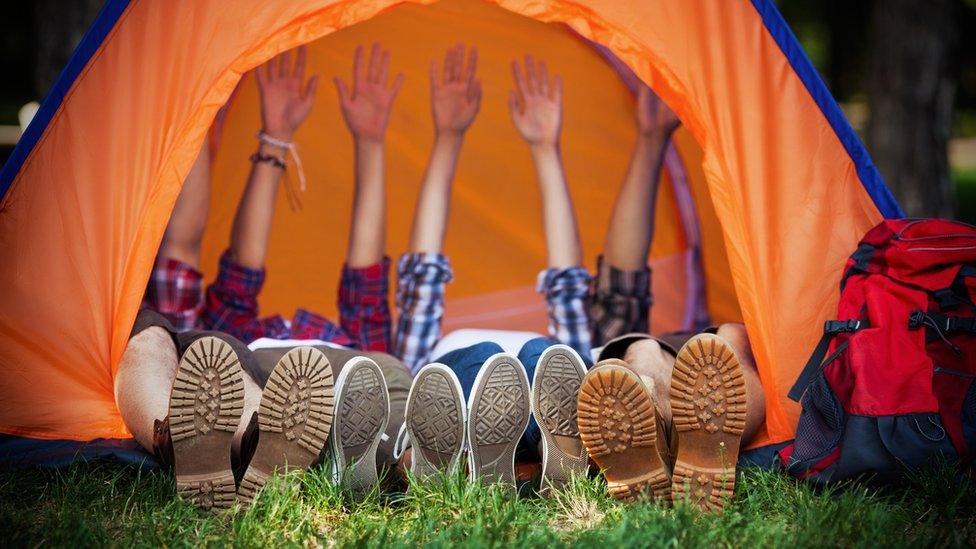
[0,463,973,548]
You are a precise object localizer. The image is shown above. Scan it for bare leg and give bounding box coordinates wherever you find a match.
[115,327,261,460]
[714,323,765,445]
[621,324,765,445]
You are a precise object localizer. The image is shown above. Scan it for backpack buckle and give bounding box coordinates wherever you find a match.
[824,319,861,334]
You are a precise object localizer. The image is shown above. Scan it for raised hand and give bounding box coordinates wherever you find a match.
[636,85,680,137]
[430,44,482,135]
[256,46,319,141]
[334,43,405,143]
[508,55,562,147]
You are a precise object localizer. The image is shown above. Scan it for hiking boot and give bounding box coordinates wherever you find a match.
[669,333,746,512]
[531,344,588,494]
[167,336,245,510]
[577,360,671,502]
[329,357,390,498]
[238,346,335,505]
[467,353,530,488]
[404,363,466,481]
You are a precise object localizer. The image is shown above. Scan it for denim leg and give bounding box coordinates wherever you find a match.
[514,337,560,461]
[434,342,505,401]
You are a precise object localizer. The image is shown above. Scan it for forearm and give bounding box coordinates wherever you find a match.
[229,143,286,269]
[409,132,464,253]
[531,144,582,268]
[160,142,211,269]
[346,139,387,267]
[603,131,670,270]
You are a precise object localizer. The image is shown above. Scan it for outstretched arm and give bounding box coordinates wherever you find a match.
[230,47,318,269]
[335,43,404,267]
[395,44,481,371]
[509,56,581,268]
[602,85,680,270]
[409,44,482,253]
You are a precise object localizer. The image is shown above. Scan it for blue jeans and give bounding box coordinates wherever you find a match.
[434,337,592,461]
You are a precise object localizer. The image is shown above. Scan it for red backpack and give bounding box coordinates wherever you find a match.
[780,218,976,483]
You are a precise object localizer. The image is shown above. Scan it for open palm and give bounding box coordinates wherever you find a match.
[335,43,404,142]
[508,55,562,146]
[431,44,482,134]
[256,46,318,140]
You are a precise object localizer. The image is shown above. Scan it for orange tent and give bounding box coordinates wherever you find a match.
[0,0,902,461]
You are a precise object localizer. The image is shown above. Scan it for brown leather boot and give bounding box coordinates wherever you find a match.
[577,360,671,502]
[669,333,746,512]
[166,336,245,510]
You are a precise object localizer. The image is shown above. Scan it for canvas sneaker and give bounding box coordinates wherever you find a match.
[404,363,466,481]
[329,356,390,498]
[531,344,588,494]
[466,353,530,487]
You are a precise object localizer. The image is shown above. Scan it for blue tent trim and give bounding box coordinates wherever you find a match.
[0,0,132,202]
[0,434,157,469]
[749,0,905,219]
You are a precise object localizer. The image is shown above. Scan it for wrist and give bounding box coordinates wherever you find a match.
[434,127,465,140]
[260,128,294,143]
[529,141,560,157]
[257,142,288,158]
[433,130,464,149]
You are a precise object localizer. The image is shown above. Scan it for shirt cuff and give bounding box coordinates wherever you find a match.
[397,253,454,285]
[217,249,266,298]
[339,256,391,307]
[593,255,651,298]
[536,266,592,297]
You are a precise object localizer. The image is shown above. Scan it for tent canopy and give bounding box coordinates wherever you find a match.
[0,0,901,452]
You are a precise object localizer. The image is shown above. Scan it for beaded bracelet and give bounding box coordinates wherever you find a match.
[249,152,287,169]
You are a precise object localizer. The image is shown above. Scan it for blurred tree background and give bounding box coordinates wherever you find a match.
[0,0,973,222]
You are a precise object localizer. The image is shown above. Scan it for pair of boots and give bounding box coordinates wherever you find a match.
[578,333,748,511]
[153,337,390,510]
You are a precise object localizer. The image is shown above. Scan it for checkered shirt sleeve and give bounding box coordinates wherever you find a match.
[394,253,454,374]
[537,266,594,358]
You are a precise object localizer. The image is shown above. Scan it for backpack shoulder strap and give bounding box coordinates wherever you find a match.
[788,319,865,402]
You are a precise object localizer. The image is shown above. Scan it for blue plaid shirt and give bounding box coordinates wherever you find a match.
[395,253,454,374]
[536,267,594,359]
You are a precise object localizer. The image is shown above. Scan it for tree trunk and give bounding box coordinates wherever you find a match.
[33,0,103,97]
[866,0,960,218]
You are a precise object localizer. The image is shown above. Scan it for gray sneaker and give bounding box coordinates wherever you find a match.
[404,363,466,481]
[466,353,530,487]
[532,344,588,494]
[329,357,390,498]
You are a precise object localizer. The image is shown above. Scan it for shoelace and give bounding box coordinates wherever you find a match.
[257,131,306,211]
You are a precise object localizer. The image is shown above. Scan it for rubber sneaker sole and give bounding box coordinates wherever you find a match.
[168,336,245,510]
[669,333,746,512]
[532,345,588,494]
[405,363,466,481]
[238,346,335,505]
[330,357,390,498]
[467,353,530,487]
[577,361,670,503]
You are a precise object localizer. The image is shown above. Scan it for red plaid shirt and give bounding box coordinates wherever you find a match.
[144,250,391,351]
[141,257,204,331]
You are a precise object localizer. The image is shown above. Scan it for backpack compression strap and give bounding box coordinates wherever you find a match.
[788,319,865,402]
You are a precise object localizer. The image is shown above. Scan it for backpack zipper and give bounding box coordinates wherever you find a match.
[894,218,976,242]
